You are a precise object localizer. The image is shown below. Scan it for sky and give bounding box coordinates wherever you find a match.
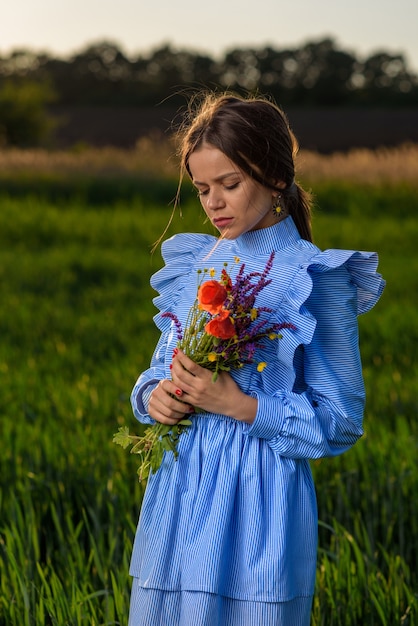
[1,0,418,72]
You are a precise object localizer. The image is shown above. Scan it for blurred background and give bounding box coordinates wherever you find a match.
[1,0,418,151]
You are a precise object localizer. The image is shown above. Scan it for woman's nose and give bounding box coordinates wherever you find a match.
[206,189,224,210]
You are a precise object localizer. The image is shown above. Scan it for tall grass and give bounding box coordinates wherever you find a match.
[0,160,417,624]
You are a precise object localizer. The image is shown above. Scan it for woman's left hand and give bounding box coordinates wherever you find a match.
[170,350,257,424]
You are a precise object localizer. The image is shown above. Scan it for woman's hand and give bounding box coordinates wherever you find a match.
[148,379,194,425]
[170,350,257,424]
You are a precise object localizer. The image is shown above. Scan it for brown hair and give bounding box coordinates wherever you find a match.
[177,92,313,242]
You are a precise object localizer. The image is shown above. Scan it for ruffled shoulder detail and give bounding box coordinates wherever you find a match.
[270,246,385,374]
[302,248,385,315]
[151,232,217,332]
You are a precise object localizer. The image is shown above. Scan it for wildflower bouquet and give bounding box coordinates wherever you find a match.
[113,251,295,481]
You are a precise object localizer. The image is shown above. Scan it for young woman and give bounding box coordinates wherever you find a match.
[128,94,385,625]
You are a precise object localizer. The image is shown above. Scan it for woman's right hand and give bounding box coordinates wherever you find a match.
[148,379,194,425]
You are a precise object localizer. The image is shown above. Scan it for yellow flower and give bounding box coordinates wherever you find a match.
[209,267,216,277]
[257,362,268,372]
[250,308,257,321]
[207,352,218,362]
[234,256,240,263]
[269,333,277,340]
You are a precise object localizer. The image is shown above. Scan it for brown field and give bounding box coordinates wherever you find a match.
[1,141,417,185]
[296,143,418,185]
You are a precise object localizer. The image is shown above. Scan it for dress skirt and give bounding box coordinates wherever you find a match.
[128,580,313,626]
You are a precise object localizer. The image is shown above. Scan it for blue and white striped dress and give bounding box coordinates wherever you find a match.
[128,217,385,626]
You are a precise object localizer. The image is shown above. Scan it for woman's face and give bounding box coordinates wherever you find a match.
[188,144,278,239]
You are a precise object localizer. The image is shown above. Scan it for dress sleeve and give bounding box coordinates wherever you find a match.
[130,232,216,424]
[247,250,385,459]
[130,333,167,425]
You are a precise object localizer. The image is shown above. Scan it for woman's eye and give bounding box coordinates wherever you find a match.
[197,188,209,197]
[225,182,239,191]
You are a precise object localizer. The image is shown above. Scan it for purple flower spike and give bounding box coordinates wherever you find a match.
[274,322,297,332]
[161,311,184,340]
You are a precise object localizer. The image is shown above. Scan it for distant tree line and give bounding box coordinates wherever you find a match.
[1,37,417,146]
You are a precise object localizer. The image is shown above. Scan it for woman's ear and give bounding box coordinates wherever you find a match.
[274,180,286,190]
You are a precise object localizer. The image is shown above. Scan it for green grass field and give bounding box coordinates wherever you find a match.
[0,177,417,625]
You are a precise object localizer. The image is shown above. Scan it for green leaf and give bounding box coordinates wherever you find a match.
[150,442,164,472]
[112,426,131,449]
[162,437,175,452]
[158,424,171,437]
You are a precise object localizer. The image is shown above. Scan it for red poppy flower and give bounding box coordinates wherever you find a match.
[205,309,236,339]
[198,280,227,314]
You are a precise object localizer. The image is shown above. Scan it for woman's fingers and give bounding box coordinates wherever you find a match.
[148,379,193,424]
[171,350,210,390]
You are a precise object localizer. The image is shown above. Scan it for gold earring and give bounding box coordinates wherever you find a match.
[272,194,283,218]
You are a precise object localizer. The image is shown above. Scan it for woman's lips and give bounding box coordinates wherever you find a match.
[214,217,233,228]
